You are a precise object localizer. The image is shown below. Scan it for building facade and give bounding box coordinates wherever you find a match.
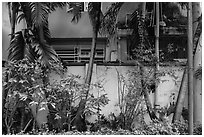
[2,2,192,126]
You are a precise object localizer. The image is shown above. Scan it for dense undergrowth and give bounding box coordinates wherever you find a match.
[2,59,202,135]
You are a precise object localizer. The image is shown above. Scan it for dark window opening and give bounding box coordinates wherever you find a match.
[50,38,106,63]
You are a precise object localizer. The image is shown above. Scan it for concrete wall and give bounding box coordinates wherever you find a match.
[49,64,186,123]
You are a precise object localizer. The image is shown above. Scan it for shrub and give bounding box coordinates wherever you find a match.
[2,59,45,134]
[45,76,109,132]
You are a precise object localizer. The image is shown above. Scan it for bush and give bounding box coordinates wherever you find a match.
[2,59,109,134]
[2,59,46,134]
[46,76,109,132]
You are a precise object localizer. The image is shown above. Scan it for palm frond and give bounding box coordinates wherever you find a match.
[42,19,51,41]
[88,2,102,32]
[8,30,39,62]
[29,2,50,28]
[17,2,32,28]
[100,2,124,36]
[8,31,26,61]
[31,39,59,67]
[67,2,83,23]
[47,2,67,11]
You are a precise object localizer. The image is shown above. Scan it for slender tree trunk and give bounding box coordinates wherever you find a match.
[85,28,98,86]
[73,3,101,131]
[73,29,98,132]
[154,2,160,110]
[172,69,188,123]
[193,33,202,124]
[10,3,18,40]
[187,2,194,135]
[140,2,158,121]
[173,2,202,124]
[192,2,202,125]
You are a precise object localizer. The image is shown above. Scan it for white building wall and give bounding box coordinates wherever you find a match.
[48,64,185,124]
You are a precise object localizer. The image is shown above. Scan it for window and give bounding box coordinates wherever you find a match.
[159,35,187,62]
[51,38,107,63]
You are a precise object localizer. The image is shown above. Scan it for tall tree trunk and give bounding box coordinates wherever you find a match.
[154,2,160,110]
[172,69,188,123]
[73,29,98,132]
[73,2,101,131]
[192,2,202,125]
[173,2,202,124]
[187,2,194,135]
[193,33,202,124]
[9,2,18,40]
[140,2,158,121]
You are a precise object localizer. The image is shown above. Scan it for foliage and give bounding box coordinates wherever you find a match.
[3,59,44,134]
[8,2,67,67]
[45,76,109,132]
[2,59,109,134]
[46,75,82,132]
[173,121,202,135]
[100,2,124,37]
[128,9,156,64]
[2,59,64,134]
[16,121,202,135]
[137,121,180,135]
[115,68,146,130]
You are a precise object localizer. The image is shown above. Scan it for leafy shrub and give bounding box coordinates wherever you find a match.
[193,123,202,135]
[45,76,109,132]
[2,59,64,134]
[130,120,179,135]
[3,59,46,134]
[2,59,110,134]
[173,121,202,135]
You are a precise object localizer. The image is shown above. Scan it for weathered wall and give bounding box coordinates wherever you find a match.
[49,64,186,124]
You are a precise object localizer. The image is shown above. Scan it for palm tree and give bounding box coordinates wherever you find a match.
[69,2,162,130]
[7,2,66,67]
[3,2,66,133]
[68,2,103,131]
[68,2,129,131]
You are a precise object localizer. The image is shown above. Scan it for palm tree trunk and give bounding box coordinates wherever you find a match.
[187,3,194,134]
[73,3,101,131]
[8,2,19,40]
[73,29,98,131]
[154,2,160,110]
[85,28,98,86]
